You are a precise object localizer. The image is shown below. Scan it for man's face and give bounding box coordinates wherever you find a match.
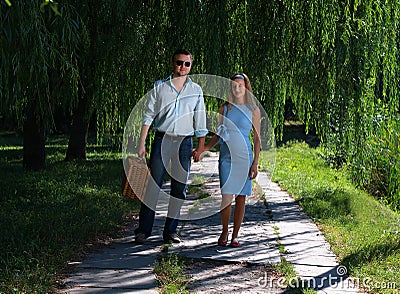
[172,54,192,77]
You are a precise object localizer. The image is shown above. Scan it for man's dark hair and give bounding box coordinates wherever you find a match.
[172,49,192,62]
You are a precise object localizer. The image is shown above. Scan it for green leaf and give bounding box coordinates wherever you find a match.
[40,1,49,12]
[5,0,12,6]
[39,1,61,16]
[50,3,61,16]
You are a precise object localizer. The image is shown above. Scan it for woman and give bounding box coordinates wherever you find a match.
[203,73,261,247]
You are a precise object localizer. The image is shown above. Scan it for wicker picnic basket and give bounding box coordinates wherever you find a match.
[122,156,150,201]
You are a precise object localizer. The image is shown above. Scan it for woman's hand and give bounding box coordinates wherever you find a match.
[249,162,258,180]
[192,146,206,162]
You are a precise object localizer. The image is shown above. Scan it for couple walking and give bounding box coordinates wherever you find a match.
[134,49,261,248]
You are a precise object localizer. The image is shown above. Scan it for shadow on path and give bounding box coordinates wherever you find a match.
[61,152,361,293]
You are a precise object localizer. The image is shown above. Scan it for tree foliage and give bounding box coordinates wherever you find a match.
[1,0,399,206]
[1,0,81,168]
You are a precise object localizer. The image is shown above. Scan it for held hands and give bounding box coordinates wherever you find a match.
[192,146,206,162]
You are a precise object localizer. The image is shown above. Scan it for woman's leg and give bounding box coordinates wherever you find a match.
[219,194,233,242]
[232,195,246,240]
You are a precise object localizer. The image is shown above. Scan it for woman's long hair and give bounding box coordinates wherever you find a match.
[225,73,257,113]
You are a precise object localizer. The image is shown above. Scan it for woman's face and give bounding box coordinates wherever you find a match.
[231,78,246,100]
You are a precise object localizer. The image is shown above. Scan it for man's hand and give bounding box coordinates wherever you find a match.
[138,143,146,158]
[192,136,206,162]
[137,125,150,158]
[192,146,205,162]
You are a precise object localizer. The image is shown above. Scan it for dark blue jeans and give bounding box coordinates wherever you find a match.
[135,133,192,239]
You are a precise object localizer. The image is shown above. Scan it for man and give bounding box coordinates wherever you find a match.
[135,49,207,244]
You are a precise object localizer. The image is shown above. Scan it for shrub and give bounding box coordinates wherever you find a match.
[351,114,400,210]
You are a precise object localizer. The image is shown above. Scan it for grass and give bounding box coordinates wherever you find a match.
[187,175,212,215]
[154,253,190,294]
[0,135,138,293]
[187,175,211,200]
[187,175,207,195]
[265,141,400,293]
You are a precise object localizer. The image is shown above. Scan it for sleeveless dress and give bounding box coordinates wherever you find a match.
[217,103,253,195]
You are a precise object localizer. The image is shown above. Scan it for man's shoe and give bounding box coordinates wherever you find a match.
[163,233,181,244]
[135,233,147,244]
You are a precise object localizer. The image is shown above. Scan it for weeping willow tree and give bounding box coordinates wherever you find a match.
[64,0,94,160]
[95,0,231,146]
[94,1,172,146]
[65,1,151,158]
[246,0,400,208]
[0,1,80,169]
[96,0,255,144]
[2,0,399,205]
[94,1,399,209]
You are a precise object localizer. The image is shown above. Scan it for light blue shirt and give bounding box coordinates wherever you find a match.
[143,75,208,137]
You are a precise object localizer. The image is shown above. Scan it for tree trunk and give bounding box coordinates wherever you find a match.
[65,89,92,160]
[65,50,94,160]
[23,103,46,170]
[65,0,96,161]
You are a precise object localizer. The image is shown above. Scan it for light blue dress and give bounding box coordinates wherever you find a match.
[217,103,253,195]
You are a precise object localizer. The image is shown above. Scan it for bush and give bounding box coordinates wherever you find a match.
[351,114,400,210]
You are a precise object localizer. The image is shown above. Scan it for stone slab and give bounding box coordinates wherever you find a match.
[63,269,158,293]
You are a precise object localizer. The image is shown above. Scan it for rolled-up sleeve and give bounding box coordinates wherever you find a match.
[193,89,208,137]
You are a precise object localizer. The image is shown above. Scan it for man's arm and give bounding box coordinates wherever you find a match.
[192,88,208,162]
[193,104,224,161]
[138,124,151,158]
[193,88,208,137]
[138,81,161,158]
[193,136,205,162]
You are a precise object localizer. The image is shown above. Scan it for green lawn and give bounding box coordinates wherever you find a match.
[0,136,138,293]
[267,142,400,293]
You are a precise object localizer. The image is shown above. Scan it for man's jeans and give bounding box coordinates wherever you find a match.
[135,132,192,239]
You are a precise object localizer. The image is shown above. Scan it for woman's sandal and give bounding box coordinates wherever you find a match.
[230,238,240,247]
[217,233,229,246]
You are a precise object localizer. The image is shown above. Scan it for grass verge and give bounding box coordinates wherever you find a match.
[265,141,400,293]
[154,253,190,294]
[0,136,138,293]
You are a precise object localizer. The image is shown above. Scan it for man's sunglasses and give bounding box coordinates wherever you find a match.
[175,60,191,67]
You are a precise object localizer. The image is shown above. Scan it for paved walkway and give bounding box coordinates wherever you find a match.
[61,152,361,293]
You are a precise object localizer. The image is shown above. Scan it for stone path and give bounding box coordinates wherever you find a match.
[60,152,361,293]
[258,173,360,293]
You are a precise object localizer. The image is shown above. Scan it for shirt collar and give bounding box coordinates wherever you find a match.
[169,74,192,85]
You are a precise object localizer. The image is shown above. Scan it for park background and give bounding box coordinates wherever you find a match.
[0,0,399,293]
